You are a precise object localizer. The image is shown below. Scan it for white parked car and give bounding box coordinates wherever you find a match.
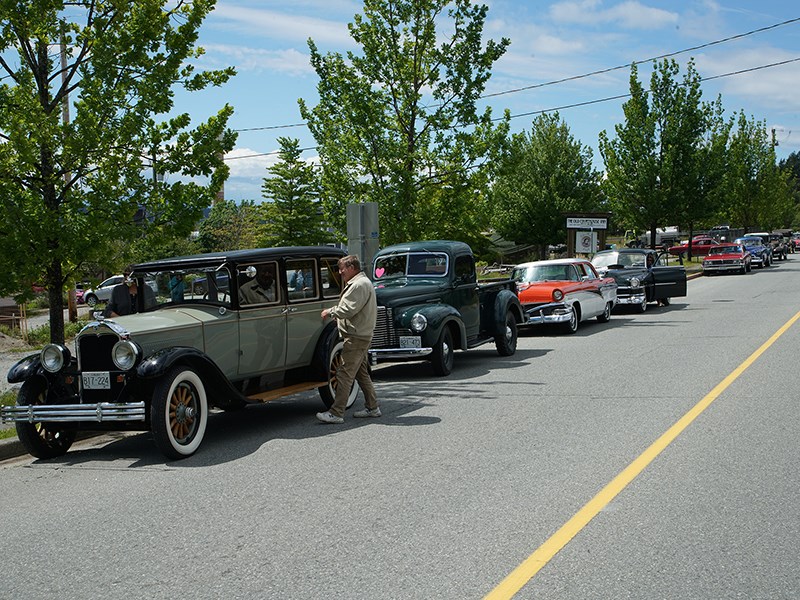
[82,275,124,307]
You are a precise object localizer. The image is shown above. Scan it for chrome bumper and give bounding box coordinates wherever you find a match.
[703,264,742,271]
[616,291,646,305]
[369,347,433,364]
[1,402,146,423]
[524,302,572,325]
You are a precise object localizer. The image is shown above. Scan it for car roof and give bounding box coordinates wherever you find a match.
[133,246,346,273]
[514,258,588,268]
[375,240,472,256]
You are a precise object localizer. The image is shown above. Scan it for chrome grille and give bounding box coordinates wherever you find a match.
[77,331,130,404]
[372,306,400,349]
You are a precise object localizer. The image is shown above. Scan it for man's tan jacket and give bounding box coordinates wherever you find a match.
[329,271,377,342]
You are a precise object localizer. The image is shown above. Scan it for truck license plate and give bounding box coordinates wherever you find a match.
[82,372,111,390]
[399,336,421,349]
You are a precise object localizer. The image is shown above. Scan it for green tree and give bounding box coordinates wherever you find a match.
[298,0,510,246]
[196,200,261,253]
[0,0,236,343]
[491,113,601,258]
[778,151,800,228]
[599,59,708,249]
[722,113,790,231]
[259,137,331,246]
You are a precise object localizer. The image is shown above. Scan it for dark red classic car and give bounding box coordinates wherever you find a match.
[702,243,751,275]
[667,236,717,257]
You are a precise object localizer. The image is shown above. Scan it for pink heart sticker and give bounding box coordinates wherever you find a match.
[375,267,385,278]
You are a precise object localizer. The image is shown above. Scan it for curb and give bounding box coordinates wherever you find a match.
[0,436,26,462]
[0,431,102,463]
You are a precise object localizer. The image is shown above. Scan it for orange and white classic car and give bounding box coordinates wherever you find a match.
[511,258,618,334]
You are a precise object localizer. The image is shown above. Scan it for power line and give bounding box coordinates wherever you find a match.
[504,57,800,122]
[223,56,800,161]
[230,16,800,134]
[482,16,800,99]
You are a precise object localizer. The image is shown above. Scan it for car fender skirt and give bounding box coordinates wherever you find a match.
[7,353,43,384]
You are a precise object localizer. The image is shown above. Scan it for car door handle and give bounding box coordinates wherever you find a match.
[282,307,297,314]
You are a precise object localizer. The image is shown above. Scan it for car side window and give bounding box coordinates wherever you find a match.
[238,262,279,306]
[286,259,317,302]
[321,257,342,298]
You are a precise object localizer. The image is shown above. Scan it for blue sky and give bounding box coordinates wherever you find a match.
[174,0,800,201]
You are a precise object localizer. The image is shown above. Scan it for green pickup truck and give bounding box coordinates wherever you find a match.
[369,240,524,376]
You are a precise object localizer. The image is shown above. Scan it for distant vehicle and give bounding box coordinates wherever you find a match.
[702,243,752,275]
[667,236,717,257]
[735,237,771,268]
[708,225,732,242]
[82,275,125,307]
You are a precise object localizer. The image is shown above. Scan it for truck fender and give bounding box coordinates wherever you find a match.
[402,304,467,350]
[488,289,524,336]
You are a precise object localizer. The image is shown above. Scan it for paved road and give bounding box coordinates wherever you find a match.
[1,261,798,599]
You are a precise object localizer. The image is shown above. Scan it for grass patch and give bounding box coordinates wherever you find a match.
[0,389,17,407]
[0,391,18,442]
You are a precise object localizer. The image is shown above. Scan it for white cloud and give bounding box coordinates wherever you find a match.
[212,5,354,47]
[224,147,276,180]
[550,0,679,29]
[204,44,312,75]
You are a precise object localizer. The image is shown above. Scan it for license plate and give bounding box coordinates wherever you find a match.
[399,336,421,349]
[82,371,110,390]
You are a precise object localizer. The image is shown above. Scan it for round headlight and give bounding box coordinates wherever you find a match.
[112,340,140,371]
[629,277,641,288]
[552,289,564,301]
[410,313,428,333]
[40,344,70,373]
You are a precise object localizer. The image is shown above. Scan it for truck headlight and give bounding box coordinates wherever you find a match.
[40,344,71,373]
[552,289,564,301]
[410,313,427,333]
[112,340,140,371]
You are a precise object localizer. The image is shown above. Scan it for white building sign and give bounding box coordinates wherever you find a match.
[566,217,607,229]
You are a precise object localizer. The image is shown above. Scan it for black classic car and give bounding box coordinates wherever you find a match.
[591,248,687,312]
[2,247,357,460]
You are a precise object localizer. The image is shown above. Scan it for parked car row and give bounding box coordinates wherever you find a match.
[702,239,792,275]
[2,241,524,460]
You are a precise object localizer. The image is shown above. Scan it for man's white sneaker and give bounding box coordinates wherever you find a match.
[316,411,344,424]
[353,407,382,418]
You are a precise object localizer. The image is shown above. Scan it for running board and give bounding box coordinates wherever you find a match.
[246,381,327,403]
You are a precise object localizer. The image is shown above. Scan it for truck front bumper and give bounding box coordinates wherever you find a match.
[368,347,433,365]
[1,402,146,423]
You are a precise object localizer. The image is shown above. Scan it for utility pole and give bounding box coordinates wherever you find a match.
[62,37,77,323]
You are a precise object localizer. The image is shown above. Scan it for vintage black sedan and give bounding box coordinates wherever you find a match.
[591,248,687,312]
[2,247,356,460]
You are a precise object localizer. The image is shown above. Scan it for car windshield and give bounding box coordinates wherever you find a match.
[592,252,646,268]
[512,264,575,282]
[374,252,449,279]
[708,246,737,256]
[132,267,233,310]
[736,238,761,246]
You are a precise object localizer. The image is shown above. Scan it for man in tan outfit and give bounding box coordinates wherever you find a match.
[316,255,380,424]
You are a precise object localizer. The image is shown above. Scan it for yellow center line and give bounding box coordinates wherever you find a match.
[485,309,800,600]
